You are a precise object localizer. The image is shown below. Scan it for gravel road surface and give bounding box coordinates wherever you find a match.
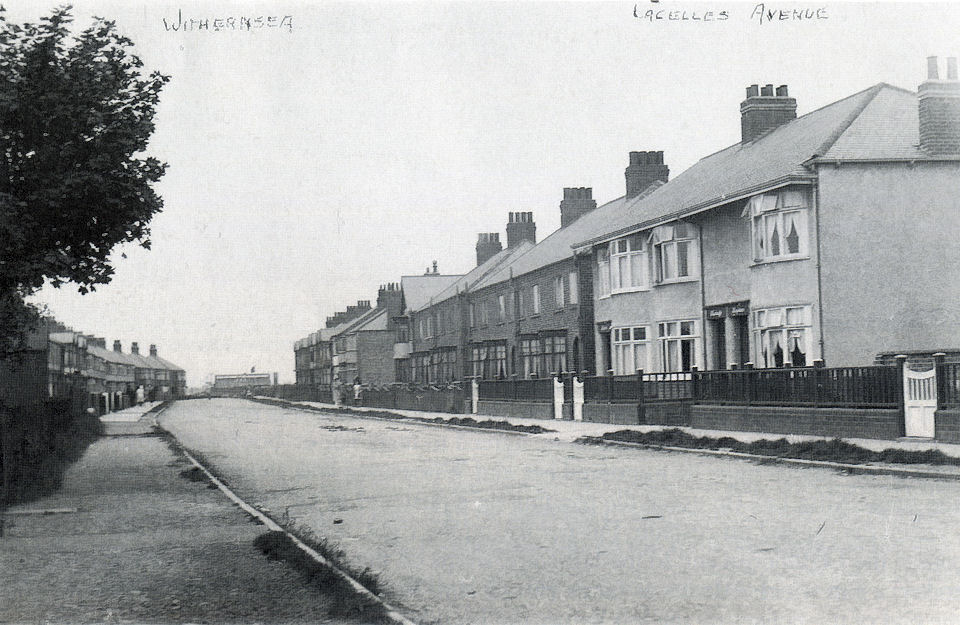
[161,399,960,625]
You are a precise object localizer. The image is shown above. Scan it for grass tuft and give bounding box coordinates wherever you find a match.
[254,530,389,622]
[583,428,960,467]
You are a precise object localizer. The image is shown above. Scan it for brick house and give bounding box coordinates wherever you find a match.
[294,300,371,390]
[405,242,529,383]
[575,58,960,375]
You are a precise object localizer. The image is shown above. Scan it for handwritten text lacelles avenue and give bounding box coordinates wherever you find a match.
[634,3,829,25]
[162,10,293,33]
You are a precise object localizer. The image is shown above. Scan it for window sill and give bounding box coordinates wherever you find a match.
[750,255,810,267]
[653,277,699,287]
[610,286,649,295]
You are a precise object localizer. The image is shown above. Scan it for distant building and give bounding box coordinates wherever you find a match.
[213,372,276,390]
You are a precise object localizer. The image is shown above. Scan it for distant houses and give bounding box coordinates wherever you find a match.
[0,317,185,415]
[295,58,960,394]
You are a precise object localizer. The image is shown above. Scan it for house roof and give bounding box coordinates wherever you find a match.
[400,274,462,312]
[470,182,664,291]
[348,307,388,332]
[411,241,534,312]
[575,83,932,247]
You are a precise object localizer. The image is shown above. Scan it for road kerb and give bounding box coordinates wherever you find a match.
[154,420,419,625]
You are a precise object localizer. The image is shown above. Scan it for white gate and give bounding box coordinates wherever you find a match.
[904,366,937,438]
[553,377,564,420]
[573,376,584,422]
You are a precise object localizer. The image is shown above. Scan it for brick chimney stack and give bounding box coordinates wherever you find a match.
[149,344,157,358]
[625,151,669,199]
[377,282,403,315]
[131,342,139,355]
[559,187,597,227]
[506,212,536,248]
[919,56,960,154]
[740,83,797,144]
[476,232,503,266]
[113,340,122,352]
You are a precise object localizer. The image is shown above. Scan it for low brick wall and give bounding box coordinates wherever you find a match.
[477,400,554,419]
[690,405,901,440]
[642,401,692,427]
[935,408,960,443]
[584,402,638,425]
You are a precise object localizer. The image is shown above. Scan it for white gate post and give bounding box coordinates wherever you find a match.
[573,374,584,421]
[471,377,479,415]
[553,375,564,420]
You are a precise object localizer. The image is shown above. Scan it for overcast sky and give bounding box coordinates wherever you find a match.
[11,0,960,386]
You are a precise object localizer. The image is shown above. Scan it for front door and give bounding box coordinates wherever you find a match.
[904,366,936,437]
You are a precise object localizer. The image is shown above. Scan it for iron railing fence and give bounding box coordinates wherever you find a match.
[693,366,900,408]
[938,362,960,407]
[478,377,554,402]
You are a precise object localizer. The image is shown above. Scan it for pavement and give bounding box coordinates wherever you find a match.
[0,402,368,625]
[267,399,960,475]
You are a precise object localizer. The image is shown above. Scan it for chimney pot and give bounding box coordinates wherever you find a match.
[928,56,940,80]
[776,85,789,96]
[761,84,774,96]
[746,84,759,98]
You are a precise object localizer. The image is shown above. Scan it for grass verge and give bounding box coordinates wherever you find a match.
[254,529,389,623]
[579,428,960,467]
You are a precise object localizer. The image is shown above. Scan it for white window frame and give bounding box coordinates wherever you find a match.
[498,294,506,322]
[532,284,541,315]
[610,233,648,293]
[568,271,578,304]
[657,320,699,372]
[754,305,813,368]
[597,246,610,298]
[749,190,809,262]
[651,223,699,284]
[554,275,565,309]
[611,326,651,376]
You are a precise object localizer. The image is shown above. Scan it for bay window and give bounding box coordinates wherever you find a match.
[658,320,698,372]
[749,189,809,261]
[651,223,698,283]
[754,305,812,368]
[612,326,649,375]
[610,233,647,291]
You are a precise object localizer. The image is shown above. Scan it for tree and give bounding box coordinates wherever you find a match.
[0,5,169,351]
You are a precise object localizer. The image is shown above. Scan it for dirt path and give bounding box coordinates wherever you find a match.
[0,425,369,624]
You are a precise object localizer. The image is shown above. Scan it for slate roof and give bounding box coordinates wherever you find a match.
[411,241,534,311]
[575,83,936,247]
[346,307,388,332]
[471,182,664,291]
[400,274,462,312]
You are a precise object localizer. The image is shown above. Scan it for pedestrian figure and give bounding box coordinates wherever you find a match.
[353,377,362,406]
[333,376,342,407]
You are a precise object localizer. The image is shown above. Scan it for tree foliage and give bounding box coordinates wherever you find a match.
[0,5,168,350]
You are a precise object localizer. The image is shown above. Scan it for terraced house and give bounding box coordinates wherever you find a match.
[577,58,960,375]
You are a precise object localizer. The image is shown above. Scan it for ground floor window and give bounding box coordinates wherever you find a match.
[542,334,567,375]
[471,343,507,380]
[754,305,812,368]
[658,320,698,372]
[412,353,430,383]
[612,326,649,375]
[520,338,541,378]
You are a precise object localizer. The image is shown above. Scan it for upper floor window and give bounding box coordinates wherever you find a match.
[611,233,647,291]
[553,275,565,309]
[748,189,808,261]
[532,285,541,315]
[396,323,409,343]
[498,294,507,322]
[516,289,525,318]
[597,247,611,297]
[754,305,812,368]
[651,223,698,283]
[568,271,579,304]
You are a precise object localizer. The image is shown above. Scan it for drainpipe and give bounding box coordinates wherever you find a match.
[698,224,708,371]
[813,180,826,364]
